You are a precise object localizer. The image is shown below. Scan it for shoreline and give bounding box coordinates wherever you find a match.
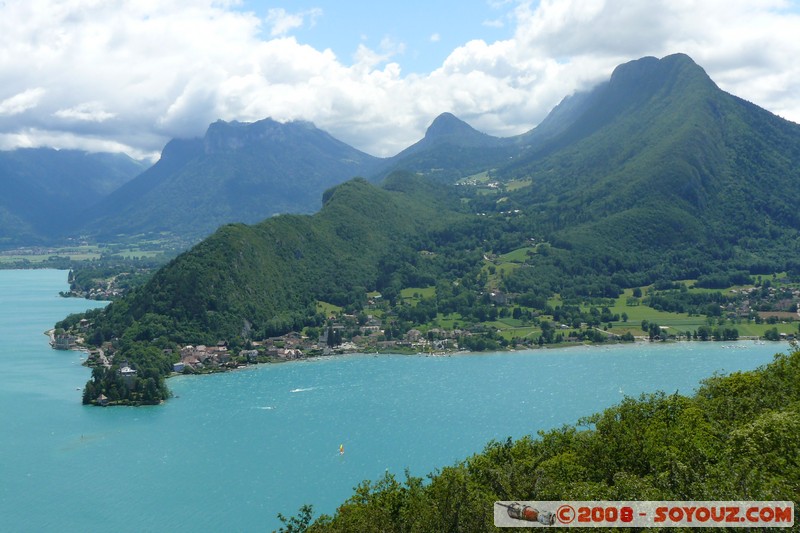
[171,337,789,373]
[58,334,789,407]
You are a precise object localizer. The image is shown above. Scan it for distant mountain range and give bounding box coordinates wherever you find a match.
[77,110,542,241]
[6,53,800,261]
[0,62,656,246]
[0,61,660,245]
[81,53,800,348]
[9,111,511,245]
[80,118,382,240]
[0,149,146,246]
[372,112,519,182]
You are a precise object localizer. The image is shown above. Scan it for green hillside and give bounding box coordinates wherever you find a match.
[85,174,461,346]
[67,174,468,404]
[446,54,800,301]
[497,54,800,257]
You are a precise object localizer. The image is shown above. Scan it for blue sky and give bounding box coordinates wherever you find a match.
[0,1,799,159]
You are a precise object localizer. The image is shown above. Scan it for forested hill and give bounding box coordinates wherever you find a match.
[302,347,800,531]
[85,173,463,344]
[493,53,800,258]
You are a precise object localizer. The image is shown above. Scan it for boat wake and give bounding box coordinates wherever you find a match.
[290,387,315,393]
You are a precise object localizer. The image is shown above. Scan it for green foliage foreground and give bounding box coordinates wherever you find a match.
[293,347,800,532]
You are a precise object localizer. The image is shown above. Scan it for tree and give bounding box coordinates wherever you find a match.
[276,504,314,533]
[326,326,335,347]
[82,382,96,404]
[142,378,159,404]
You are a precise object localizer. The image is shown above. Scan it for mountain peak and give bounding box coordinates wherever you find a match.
[202,117,323,154]
[608,53,715,93]
[419,112,504,148]
[424,112,481,139]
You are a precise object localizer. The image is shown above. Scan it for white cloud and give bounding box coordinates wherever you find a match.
[266,7,322,37]
[0,0,798,160]
[430,33,441,43]
[54,102,116,122]
[0,88,46,116]
[0,127,156,160]
[505,0,800,122]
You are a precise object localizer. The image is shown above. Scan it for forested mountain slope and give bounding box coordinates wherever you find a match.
[446,54,800,287]
[85,173,462,344]
[0,148,145,245]
[373,112,519,182]
[494,54,800,261]
[82,118,382,240]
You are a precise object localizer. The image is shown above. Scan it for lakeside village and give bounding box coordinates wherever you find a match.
[52,312,458,372]
[53,280,800,383]
[51,316,462,407]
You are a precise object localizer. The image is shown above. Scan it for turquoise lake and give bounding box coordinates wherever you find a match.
[0,269,789,532]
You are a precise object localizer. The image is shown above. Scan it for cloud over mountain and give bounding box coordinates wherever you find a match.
[0,0,798,160]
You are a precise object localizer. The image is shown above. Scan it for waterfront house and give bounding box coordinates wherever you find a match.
[120,366,137,389]
[405,329,422,342]
[241,350,259,362]
[53,334,75,350]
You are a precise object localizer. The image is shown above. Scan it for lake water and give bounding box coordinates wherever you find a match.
[0,269,788,532]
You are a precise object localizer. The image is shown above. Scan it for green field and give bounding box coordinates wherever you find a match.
[0,245,102,263]
[602,289,798,338]
[497,246,537,263]
[505,178,533,191]
[112,248,164,259]
[485,319,540,341]
[316,301,343,316]
[0,235,186,267]
[431,313,463,330]
[401,286,436,306]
